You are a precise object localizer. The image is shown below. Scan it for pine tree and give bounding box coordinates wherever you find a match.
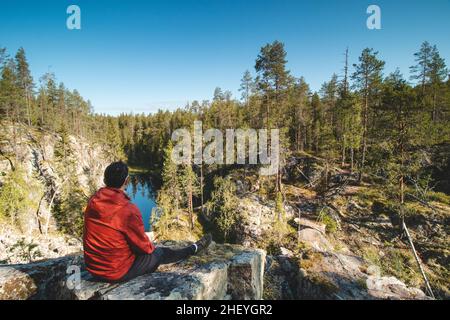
[39,72,58,131]
[352,48,385,182]
[320,75,339,145]
[311,93,321,153]
[15,48,34,126]
[159,141,182,211]
[288,77,310,151]
[53,126,86,237]
[0,58,21,160]
[180,163,199,230]
[336,92,363,171]
[239,70,255,107]
[0,47,6,66]
[55,83,67,130]
[209,177,239,242]
[255,40,291,129]
[428,45,447,122]
[105,117,124,159]
[213,87,224,102]
[0,59,20,121]
[410,41,433,93]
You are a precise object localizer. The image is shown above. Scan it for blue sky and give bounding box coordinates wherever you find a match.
[0,0,449,115]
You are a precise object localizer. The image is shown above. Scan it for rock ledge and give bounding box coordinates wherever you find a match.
[0,242,266,300]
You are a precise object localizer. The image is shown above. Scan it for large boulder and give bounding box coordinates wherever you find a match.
[0,254,84,300]
[0,243,266,300]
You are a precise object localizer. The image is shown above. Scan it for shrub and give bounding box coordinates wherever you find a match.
[8,238,42,263]
[317,207,338,233]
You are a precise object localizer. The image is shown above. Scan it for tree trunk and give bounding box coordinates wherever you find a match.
[432,89,437,122]
[26,93,31,126]
[402,221,435,298]
[188,184,193,231]
[359,89,369,183]
[200,164,204,211]
[350,147,354,172]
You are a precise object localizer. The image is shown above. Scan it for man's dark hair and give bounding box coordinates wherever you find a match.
[104,161,129,188]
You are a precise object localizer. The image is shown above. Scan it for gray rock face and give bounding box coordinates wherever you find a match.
[235,196,294,247]
[265,251,430,300]
[0,226,82,265]
[0,243,266,300]
[263,224,431,300]
[0,124,111,264]
[0,126,109,197]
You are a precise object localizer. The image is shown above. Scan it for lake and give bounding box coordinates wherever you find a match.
[125,174,157,231]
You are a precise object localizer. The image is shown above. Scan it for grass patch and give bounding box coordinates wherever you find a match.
[356,277,368,290]
[317,207,338,233]
[428,191,450,206]
[362,246,382,268]
[155,211,205,242]
[355,187,386,208]
[361,245,424,288]
[300,250,324,270]
[383,249,423,288]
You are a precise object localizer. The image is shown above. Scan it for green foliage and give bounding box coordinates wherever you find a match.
[428,191,450,206]
[179,163,199,208]
[53,132,87,237]
[317,207,338,233]
[0,166,42,231]
[8,238,42,263]
[153,141,201,239]
[259,192,291,250]
[153,189,179,240]
[208,177,239,242]
[255,40,291,97]
[0,41,449,245]
[273,191,288,233]
[0,167,29,221]
[54,179,86,237]
[363,246,424,288]
[160,140,182,210]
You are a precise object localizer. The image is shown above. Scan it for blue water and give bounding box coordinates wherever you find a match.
[125,174,157,231]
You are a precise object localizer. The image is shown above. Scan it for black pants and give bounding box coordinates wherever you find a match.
[118,245,195,282]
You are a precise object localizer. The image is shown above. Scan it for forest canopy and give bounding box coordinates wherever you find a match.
[0,41,449,194]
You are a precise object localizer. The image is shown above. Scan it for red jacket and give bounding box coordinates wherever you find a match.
[83,187,155,281]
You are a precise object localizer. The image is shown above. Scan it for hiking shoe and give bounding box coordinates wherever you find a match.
[194,234,212,254]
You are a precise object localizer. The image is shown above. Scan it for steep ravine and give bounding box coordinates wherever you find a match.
[0,123,113,264]
[0,126,447,299]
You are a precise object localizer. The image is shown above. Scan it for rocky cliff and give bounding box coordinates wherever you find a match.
[0,123,112,264]
[0,242,265,300]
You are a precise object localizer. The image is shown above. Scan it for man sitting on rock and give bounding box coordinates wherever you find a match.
[83,161,212,282]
